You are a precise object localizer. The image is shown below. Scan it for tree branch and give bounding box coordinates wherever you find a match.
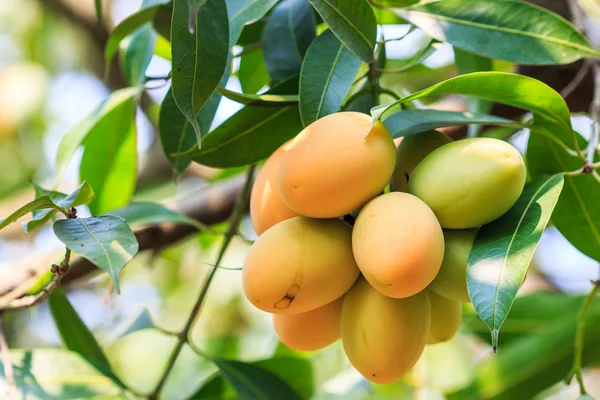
[0,176,247,304]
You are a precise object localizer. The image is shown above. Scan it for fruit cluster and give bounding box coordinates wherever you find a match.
[243,112,526,384]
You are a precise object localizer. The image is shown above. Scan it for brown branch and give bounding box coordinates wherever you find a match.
[0,313,17,399]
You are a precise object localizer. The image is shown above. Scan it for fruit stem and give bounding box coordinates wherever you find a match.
[148,165,256,399]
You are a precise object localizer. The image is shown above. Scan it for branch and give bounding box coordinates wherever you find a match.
[148,165,256,399]
[0,176,247,305]
[565,279,600,395]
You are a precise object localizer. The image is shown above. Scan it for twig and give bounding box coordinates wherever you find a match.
[379,87,401,101]
[565,279,599,395]
[148,165,256,399]
[560,60,591,99]
[0,248,71,311]
[588,63,600,165]
[0,313,17,399]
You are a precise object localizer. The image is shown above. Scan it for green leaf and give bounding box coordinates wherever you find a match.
[527,128,600,262]
[55,87,141,184]
[177,77,303,168]
[190,357,313,400]
[159,64,228,175]
[217,86,299,105]
[48,289,124,388]
[227,0,279,47]
[214,359,303,400]
[453,47,493,137]
[0,197,60,231]
[80,94,136,216]
[370,0,418,6]
[467,174,564,349]
[382,109,521,138]
[53,216,139,293]
[394,0,600,65]
[0,349,125,399]
[171,0,229,145]
[262,0,316,82]
[237,20,266,46]
[238,49,269,94]
[104,0,171,76]
[299,30,362,126]
[120,24,157,86]
[449,305,600,400]
[372,72,573,138]
[95,0,103,22]
[109,202,204,230]
[308,0,376,63]
[23,181,95,233]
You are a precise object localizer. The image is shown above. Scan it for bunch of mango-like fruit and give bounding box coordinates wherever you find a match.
[243,111,525,384]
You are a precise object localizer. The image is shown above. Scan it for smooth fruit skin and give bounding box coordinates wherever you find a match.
[427,291,462,345]
[273,296,343,351]
[278,112,396,218]
[408,138,526,229]
[250,143,299,235]
[390,130,452,192]
[243,217,359,314]
[352,192,444,298]
[429,229,477,303]
[341,279,431,384]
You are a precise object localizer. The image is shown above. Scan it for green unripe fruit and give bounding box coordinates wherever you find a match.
[429,229,477,303]
[408,138,526,228]
[390,130,452,192]
[427,291,462,344]
[341,278,430,384]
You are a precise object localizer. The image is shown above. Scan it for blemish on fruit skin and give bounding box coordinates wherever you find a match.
[362,330,369,348]
[274,269,303,310]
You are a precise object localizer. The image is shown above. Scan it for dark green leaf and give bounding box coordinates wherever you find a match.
[55,87,141,184]
[23,181,95,233]
[308,0,377,63]
[382,109,521,138]
[453,47,493,137]
[177,77,303,167]
[467,174,564,348]
[214,359,303,400]
[262,0,316,82]
[527,128,600,262]
[80,95,136,216]
[372,72,573,139]
[0,349,124,399]
[153,2,173,40]
[255,358,314,399]
[449,306,600,400]
[228,0,279,46]
[395,0,600,65]
[120,24,157,85]
[299,30,362,126]
[238,49,270,94]
[217,86,299,105]
[49,289,124,388]
[237,20,266,46]
[189,374,230,399]
[53,216,139,293]
[171,0,229,145]
[109,202,204,230]
[104,0,171,75]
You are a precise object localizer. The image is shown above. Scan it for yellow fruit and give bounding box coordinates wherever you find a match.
[273,296,343,351]
[243,217,359,314]
[427,291,462,345]
[278,112,396,218]
[341,279,430,384]
[352,192,444,298]
[408,138,526,228]
[429,229,477,303]
[390,130,452,192]
[250,143,300,235]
